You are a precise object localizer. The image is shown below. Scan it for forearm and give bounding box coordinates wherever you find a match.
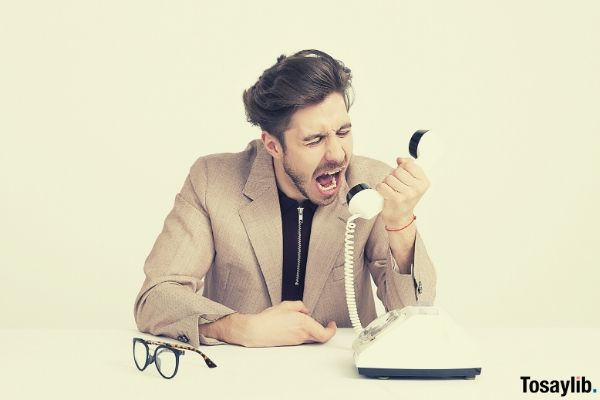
[387,222,417,274]
[134,280,236,347]
[199,301,337,348]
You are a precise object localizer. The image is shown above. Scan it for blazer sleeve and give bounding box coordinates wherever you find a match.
[133,157,235,348]
[365,215,437,311]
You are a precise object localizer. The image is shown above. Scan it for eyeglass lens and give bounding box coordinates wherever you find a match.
[133,340,178,379]
[133,340,149,370]
[155,347,177,378]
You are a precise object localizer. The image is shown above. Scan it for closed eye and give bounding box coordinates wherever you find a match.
[306,129,351,146]
[307,137,323,146]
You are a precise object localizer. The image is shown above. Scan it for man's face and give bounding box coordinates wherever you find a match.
[279,92,353,206]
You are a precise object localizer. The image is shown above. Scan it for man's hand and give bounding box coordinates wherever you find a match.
[240,301,336,347]
[375,157,429,228]
[208,301,336,347]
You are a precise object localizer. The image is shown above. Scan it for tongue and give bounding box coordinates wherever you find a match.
[316,173,333,186]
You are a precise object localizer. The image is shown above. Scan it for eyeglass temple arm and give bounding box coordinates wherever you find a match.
[143,339,217,368]
[188,347,217,368]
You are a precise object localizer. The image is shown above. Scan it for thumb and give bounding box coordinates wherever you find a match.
[397,157,410,165]
[323,321,337,340]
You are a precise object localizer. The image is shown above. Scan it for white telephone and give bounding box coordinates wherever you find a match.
[344,130,482,379]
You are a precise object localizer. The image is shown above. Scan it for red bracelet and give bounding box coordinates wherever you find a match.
[385,215,417,232]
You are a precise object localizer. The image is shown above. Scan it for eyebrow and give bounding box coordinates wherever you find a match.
[302,123,352,142]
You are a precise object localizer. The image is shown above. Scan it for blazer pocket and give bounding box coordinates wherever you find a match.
[332,264,346,281]
[332,248,365,281]
[332,262,365,281]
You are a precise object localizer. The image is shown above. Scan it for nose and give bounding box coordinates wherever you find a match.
[324,132,345,164]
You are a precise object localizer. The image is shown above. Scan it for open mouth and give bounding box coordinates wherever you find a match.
[315,167,343,195]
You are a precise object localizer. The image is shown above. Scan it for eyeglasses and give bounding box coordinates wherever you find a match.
[132,337,217,379]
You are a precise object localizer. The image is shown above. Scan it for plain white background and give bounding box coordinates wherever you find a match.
[1,0,598,330]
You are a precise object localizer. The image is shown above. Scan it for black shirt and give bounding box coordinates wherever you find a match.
[277,187,318,301]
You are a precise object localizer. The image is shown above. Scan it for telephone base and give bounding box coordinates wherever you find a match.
[352,306,483,380]
[358,367,482,379]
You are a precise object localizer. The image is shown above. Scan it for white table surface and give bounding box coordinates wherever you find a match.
[1,327,599,400]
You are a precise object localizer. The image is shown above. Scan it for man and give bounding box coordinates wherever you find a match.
[133,49,436,348]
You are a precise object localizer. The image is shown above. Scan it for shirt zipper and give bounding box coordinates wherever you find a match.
[295,206,304,286]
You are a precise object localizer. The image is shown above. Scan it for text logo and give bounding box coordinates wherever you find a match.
[521,376,597,396]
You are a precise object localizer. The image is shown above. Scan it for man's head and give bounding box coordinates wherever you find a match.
[243,49,354,206]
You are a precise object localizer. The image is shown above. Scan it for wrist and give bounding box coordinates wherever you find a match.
[224,312,250,346]
[385,214,416,232]
[198,312,248,345]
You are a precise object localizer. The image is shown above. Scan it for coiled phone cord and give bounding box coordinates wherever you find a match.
[344,214,364,334]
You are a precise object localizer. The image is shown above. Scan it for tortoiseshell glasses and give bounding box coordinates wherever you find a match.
[133,337,217,379]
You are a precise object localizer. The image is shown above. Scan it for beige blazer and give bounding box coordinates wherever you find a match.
[133,139,436,347]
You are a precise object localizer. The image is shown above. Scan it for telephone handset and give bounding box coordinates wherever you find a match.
[346,129,436,218]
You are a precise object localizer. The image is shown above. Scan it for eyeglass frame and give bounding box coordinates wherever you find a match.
[132,337,217,379]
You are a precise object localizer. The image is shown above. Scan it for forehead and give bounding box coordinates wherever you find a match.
[287,92,349,136]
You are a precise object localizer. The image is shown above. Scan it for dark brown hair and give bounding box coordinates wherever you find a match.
[242,49,354,150]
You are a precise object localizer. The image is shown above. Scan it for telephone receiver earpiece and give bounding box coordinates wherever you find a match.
[346,183,384,220]
[346,130,435,220]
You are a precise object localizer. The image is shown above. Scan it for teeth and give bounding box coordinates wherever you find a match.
[322,167,342,176]
[317,175,337,191]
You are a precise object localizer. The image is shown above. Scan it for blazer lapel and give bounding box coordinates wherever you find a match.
[303,177,351,315]
[238,143,283,307]
[238,140,356,312]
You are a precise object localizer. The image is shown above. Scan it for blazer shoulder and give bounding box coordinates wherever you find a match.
[347,154,394,188]
[185,140,259,206]
[188,140,258,183]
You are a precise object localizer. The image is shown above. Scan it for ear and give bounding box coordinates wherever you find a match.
[261,131,284,160]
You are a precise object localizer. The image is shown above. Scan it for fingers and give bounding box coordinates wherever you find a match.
[397,157,429,184]
[375,181,397,200]
[376,181,417,201]
[303,318,337,343]
[386,158,430,194]
[384,174,413,194]
[280,300,310,314]
[278,302,337,344]
[392,163,420,188]
[288,305,336,343]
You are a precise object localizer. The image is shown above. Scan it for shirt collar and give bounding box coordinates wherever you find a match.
[277,186,318,213]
